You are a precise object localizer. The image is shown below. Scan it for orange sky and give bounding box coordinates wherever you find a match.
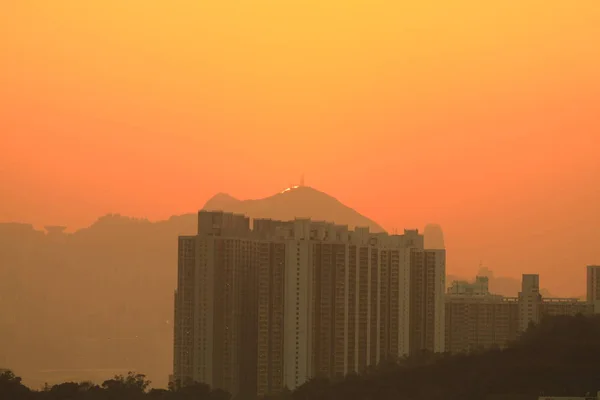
[1,1,599,295]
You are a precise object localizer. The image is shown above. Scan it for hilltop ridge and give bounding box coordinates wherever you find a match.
[203,185,386,233]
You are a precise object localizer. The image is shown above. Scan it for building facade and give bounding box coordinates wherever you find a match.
[587,265,600,313]
[445,292,519,354]
[518,274,545,332]
[173,211,446,397]
[409,248,446,354]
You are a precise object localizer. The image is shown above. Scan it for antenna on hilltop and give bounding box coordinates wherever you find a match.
[300,173,305,187]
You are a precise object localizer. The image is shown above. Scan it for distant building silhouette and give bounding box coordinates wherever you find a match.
[423,224,445,249]
[445,272,593,353]
[173,211,446,397]
[448,276,490,295]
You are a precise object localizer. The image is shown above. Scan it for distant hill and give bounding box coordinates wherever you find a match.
[203,186,386,233]
[0,215,198,389]
[0,186,395,389]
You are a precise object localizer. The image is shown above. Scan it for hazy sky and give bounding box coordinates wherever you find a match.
[1,1,599,295]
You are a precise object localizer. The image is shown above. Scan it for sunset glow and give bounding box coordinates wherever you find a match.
[1,0,599,295]
[281,186,300,194]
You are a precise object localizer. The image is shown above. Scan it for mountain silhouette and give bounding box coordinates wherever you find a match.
[0,216,196,390]
[0,186,386,389]
[203,186,386,232]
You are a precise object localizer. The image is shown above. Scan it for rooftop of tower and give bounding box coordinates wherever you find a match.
[196,210,425,248]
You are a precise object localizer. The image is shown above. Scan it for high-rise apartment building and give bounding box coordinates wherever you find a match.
[518,274,542,332]
[173,211,446,397]
[409,248,446,354]
[173,212,257,395]
[587,265,600,313]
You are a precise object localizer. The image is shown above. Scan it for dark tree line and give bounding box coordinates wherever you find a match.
[283,314,600,400]
[0,371,232,400]
[4,314,600,400]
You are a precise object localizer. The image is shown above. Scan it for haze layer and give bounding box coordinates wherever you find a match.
[1,1,599,295]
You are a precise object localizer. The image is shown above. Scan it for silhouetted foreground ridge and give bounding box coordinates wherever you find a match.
[3,314,600,400]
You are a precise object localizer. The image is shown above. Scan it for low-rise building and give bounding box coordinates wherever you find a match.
[445,272,593,354]
[445,283,519,353]
[541,297,593,317]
